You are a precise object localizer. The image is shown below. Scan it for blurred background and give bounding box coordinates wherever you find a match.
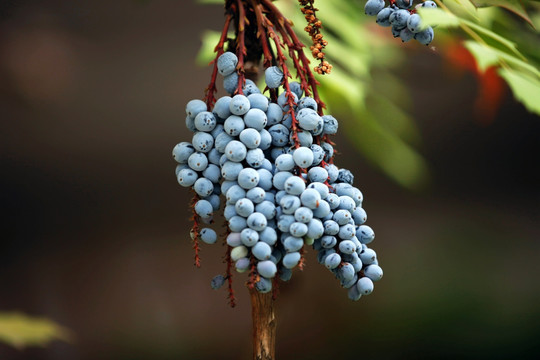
[0,0,538,359]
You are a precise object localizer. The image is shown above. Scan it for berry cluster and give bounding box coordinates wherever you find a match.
[173,51,383,301]
[365,0,437,45]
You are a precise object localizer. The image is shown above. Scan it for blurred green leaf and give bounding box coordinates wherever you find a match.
[470,0,535,28]
[498,68,540,115]
[343,109,430,189]
[461,19,524,58]
[452,0,481,19]
[420,8,523,58]
[464,40,540,76]
[196,30,221,66]
[0,312,72,349]
[420,8,460,27]
[463,40,500,71]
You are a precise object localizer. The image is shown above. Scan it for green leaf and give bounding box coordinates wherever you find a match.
[0,312,72,349]
[464,40,540,77]
[451,0,481,20]
[470,0,535,28]
[419,8,460,28]
[461,19,524,59]
[498,68,540,115]
[463,40,500,71]
[196,30,221,66]
[319,68,365,111]
[342,111,430,190]
[420,8,525,59]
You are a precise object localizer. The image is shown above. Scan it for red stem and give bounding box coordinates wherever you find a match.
[289,48,310,97]
[204,13,233,108]
[189,193,202,267]
[225,245,237,307]
[260,0,326,114]
[247,256,259,289]
[298,246,305,270]
[249,0,273,68]
[265,22,301,149]
[236,0,247,94]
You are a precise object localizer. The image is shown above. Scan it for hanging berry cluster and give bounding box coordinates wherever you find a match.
[172,0,383,307]
[365,0,437,45]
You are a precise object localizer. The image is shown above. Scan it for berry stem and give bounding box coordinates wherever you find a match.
[189,193,202,267]
[298,246,306,270]
[236,0,247,94]
[247,255,259,289]
[260,0,326,114]
[204,12,233,108]
[225,244,237,308]
[249,0,274,69]
[265,21,302,149]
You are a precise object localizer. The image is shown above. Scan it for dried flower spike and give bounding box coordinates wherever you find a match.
[298,0,332,74]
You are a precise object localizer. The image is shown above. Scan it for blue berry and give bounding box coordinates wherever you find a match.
[217,52,238,76]
[297,97,318,111]
[356,277,374,295]
[223,72,239,94]
[293,147,314,168]
[186,99,207,118]
[238,168,260,189]
[247,212,267,231]
[282,251,301,269]
[266,103,283,126]
[194,111,217,132]
[200,228,217,244]
[194,199,213,218]
[284,176,306,196]
[364,264,383,282]
[172,142,195,164]
[193,178,214,197]
[211,275,225,290]
[244,108,267,130]
[300,188,321,210]
[365,0,385,16]
[229,94,250,115]
[264,66,284,89]
[192,132,214,153]
[224,140,247,162]
[248,93,269,111]
[235,198,254,217]
[376,7,394,27]
[325,253,341,269]
[213,96,232,119]
[414,26,434,45]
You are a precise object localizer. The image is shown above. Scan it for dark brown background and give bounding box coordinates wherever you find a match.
[1,1,539,359]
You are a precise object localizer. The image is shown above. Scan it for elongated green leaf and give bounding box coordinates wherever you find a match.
[464,40,540,76]
[460,0,482,17]
[319,68,365,111]
[461,19,524,59]
[0,312,72,349]
[463,40,501,71]
[419,8,460,28]
[470,0,535,28]
[498,68,540,115]
[420,8,524,59]
[342,110,430,190]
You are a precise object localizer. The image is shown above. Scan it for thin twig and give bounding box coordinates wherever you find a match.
[204,12,233,108]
